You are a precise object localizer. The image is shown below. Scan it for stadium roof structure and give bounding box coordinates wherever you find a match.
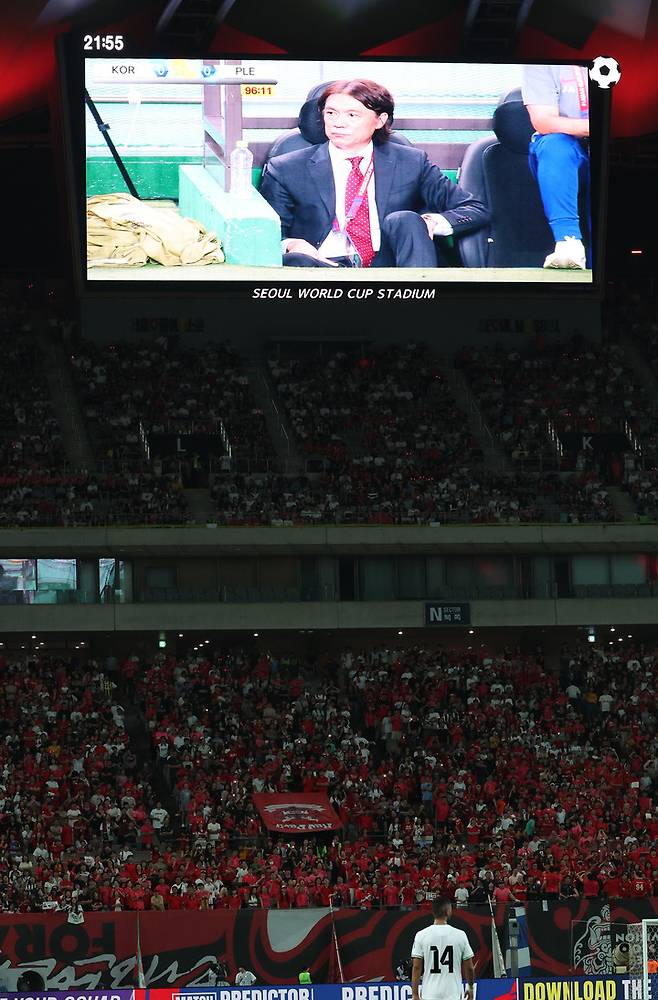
[2,0,658,136]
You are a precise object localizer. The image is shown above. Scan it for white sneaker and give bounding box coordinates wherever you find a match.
[543,236,586,269]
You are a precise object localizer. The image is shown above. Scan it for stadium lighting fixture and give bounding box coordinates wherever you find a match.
[468,629,475,635]
[397,630,404,635]
[631,249,643,255]
[253,632,259,637]
[610,626,615,631]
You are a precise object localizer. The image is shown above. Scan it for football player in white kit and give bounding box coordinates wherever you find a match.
[411,898,476,1000]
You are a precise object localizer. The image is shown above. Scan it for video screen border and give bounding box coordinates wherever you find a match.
[58,34,611,300]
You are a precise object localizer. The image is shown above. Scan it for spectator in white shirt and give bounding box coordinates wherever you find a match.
[235,968,257,987]
[150,802,169,833]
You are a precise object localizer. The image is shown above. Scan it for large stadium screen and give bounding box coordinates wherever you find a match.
[62,40,608,296]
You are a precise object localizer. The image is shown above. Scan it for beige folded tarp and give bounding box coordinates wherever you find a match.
[87,193,224,267]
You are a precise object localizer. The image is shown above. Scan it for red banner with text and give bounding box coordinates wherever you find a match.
[252,794,343,833]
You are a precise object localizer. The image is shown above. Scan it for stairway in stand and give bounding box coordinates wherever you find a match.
[184,487,216,524]
[606,485,638,522]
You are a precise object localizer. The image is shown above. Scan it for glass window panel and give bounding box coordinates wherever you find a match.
[360,557,396,600]
[0,559,36,591]
[445,558,472,587]
[473,557,512,587]
[145,566,176,589]
[99,557,116,591]
[426,557,445,598]
[37,559,77,590]
[571,555,609,586]
[610,554,647,585]
[397,557,426,599]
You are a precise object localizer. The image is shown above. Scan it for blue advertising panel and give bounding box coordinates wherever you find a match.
[2,977,656,1000]
[0,992,135,1000]
[520,976,658,1000]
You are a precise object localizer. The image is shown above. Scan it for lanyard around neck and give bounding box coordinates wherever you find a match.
[332,157,375,234]
[571,66,589,115]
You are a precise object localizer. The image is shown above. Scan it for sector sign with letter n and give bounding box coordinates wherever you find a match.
[425,602,471,625]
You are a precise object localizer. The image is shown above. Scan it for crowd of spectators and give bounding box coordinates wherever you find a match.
[0,340,70,526]
[210,469,615,526]
[454,336,656,521]
[0,341,63,469]
[0,333,188,528]
[0,651,158,913]
[2,328,658,527]
[457,336,655,461]
[0,468,187,528]
[70,339,273,474]
[268,343,483,477]
[139,640,656,909]
[0,637,656,912]
[206,342,617,525]
[616,294,658,520]
[5,319,658,528]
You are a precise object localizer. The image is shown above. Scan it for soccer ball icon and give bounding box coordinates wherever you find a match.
[589,56,621,88]
[153,63,169,78]
[201,64,216,78]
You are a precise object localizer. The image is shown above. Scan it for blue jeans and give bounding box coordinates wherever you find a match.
[528,132,590,245]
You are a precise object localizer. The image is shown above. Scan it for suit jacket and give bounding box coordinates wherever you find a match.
[260,140,490,249]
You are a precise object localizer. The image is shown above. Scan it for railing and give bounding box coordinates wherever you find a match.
[4,581,642,607]
[625,418,642,456]
[0,503,641,532]
[138,420,150,462]
[208,455,290,475]
[256,368,291,458]
[547,419,564,461]
[1,580,656,608]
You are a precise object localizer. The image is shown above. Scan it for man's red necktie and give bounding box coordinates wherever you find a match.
[345,156,375,268]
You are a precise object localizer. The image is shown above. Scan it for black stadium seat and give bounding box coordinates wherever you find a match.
[457,87,555,268]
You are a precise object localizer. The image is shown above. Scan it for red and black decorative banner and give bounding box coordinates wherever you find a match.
[0,912,138,989]
[1,901,657,988]
[0,908,493,988]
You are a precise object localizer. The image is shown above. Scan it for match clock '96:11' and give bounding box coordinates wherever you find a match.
[83,35,125,51]
[240,84,277,97]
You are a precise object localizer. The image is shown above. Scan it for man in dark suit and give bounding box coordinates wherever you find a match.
[260,78,490,268]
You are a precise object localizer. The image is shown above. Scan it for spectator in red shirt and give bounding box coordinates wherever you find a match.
[492,879,520,904]
[580,872,600,898]
[541,868,562,898]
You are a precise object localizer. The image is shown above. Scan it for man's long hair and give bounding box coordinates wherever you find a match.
[318,79,394,143]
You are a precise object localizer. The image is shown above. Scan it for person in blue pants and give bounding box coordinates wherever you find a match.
[522,64,590,269]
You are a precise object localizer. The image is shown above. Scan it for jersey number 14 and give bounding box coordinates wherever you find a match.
[429,946,454,974]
